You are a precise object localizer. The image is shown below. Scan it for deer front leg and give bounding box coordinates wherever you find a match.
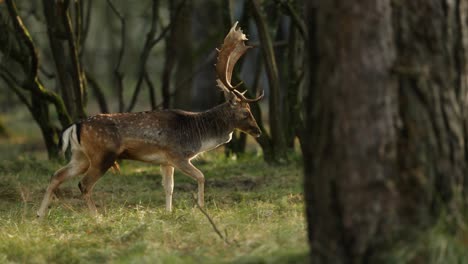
[173,160,205,208]
[160,165,174,212]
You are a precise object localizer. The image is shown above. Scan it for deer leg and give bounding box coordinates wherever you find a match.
[37,152,89,218]
[78,166,110,216]
[160,165,174,212]
[77,153,116,216]
[173,160,205,207]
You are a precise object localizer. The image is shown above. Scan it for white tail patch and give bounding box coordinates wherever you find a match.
[61,125,80,154]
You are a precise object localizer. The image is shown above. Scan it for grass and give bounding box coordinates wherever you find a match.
[387,211,468,264]
[0,135,308,263]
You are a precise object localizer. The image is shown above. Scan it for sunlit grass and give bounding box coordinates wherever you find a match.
[0,143,307,263]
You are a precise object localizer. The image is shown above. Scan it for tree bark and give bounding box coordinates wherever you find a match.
[393,0,468,223]
[304,0,398,262]
[304,0,468,262]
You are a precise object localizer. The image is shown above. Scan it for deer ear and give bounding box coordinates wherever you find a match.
[225,91,239,106]
[218,79,238,105]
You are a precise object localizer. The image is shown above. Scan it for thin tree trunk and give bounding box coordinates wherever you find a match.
[161,35,176,109]
[86,73,109,113]
[250,0,287,162]
[172,0,193,109]
[42,0,86,120]
[0,117,9,138]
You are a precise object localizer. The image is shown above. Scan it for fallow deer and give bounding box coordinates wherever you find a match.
[37,22,263,218]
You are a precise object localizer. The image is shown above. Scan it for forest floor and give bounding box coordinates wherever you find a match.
[0,114,307,263]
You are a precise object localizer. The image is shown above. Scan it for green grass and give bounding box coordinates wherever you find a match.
[388,212,468,264]
[0,137,307,263]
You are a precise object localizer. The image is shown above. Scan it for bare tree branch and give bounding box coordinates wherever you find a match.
[79,0,92,58]
[4,0,71,158]
[127,0,187,112]
[60,0,86,118]
[274,0,308,40]
[86,71,109,113]
[144,71,157,110]
[39,65,55,79]
[107,0,126,111]
[126,0,161,112]
[0,71,32,111]
[6,0,39,86]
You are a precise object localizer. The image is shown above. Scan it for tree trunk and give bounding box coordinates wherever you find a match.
[250,0,288,162]
[172,0,194,109]
[1,0,71,159]
[0,117,8,138]
[393,0,468,224]
[304,0,398,262]
[191,0,225,111]
[42,0,87,120]
[304,0,468,262]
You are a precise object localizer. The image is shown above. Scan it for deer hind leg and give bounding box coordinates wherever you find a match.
[37,151,89,218]
[78,156,115,216]
[173,160,205,208]
[160,165,174,212]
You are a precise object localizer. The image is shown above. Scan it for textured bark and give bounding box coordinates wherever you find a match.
[304,1,398,262]
[304,0,468,262]
[394,0,468,222]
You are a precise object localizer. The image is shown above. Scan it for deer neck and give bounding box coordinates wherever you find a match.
[196,102,235,152]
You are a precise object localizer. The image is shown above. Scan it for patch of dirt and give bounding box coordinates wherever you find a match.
[173,175,262,192]
[208,176,262,191]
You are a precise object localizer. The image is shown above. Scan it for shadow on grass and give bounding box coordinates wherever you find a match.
[230,251,309,264]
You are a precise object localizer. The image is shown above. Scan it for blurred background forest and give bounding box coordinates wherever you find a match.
[1,0,468,263]
[0,0,305,163]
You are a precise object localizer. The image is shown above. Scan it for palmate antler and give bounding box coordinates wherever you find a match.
[216,22,264,103]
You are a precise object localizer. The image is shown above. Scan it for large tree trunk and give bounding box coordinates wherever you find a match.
[304,0,398,262]
[393,0,468,224]
[304,0,468,262]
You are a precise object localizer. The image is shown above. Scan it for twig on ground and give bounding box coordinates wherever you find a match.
[191,193,239,247]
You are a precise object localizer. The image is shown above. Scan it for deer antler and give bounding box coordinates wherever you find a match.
[216,22,263,103]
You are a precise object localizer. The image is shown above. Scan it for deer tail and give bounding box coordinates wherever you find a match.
[59,123,81,155]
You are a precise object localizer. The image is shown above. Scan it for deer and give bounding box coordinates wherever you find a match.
[37,22,263,218]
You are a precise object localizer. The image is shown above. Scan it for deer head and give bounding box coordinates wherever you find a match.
[216,22,264,137]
